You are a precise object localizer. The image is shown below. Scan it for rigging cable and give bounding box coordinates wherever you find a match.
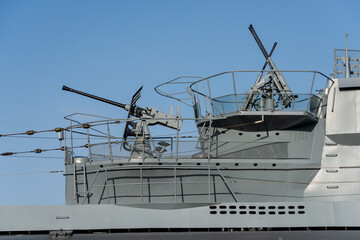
[0,120,122,138]
[0,170,64,176]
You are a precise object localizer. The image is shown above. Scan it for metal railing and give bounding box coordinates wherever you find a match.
[189,70,332,117]
[155,70,332,118]
[62,114,204,164]
[61,110,326,166]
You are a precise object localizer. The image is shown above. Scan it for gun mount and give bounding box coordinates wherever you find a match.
[241,25,295,111]
[62,85,182,159]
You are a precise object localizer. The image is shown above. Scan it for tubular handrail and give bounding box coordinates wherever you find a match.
[155,70,332,118]
[154,76,203,107]
[63,113,324,166]
[188,70,332,90]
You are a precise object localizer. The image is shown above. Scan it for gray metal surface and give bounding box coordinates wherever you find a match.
[3,231,360,240]
[0,201,360,232]
[338,77,360,89]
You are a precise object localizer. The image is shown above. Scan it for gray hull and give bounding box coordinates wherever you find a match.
[2,231,360,240]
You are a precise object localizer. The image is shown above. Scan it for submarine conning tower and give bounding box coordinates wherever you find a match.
[61,28,360,206]
[185,25,331,160]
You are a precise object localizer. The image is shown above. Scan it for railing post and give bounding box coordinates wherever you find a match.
[221,102,224,115]
[206,78,213,114]
[107,121,113,162]
[69,116,74,164]
[306,72,316,112]
[333,48,336,78]
[202,81,210,114]
[69,116,77,202]
[142,119,145,162]
[232,71,239,111]
[63,130,67,166]
[207,118,212,162]
[194,82,202,117]
[87,128,92,162]
[82,160,88,204]
[271,71,275,111]
[176,117,179,162]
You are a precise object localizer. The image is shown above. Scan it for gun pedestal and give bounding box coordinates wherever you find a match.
[125,121,154,161]
[129,136,154,161]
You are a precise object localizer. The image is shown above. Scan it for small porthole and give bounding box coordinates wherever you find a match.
[100,165,103,168]
[272,163,276,167]
[220,211,227,214]
[209,206,217,209]
[177,163,182,165]
[254,163,258,167]
[210,211,217,214]
[257,134,261,137]
[298,211,305,214]
[219,206,226,209]
[240,211,247,214]
[118,163,122,166]
[279,211,286,215]
[229,206,236,209]
[249,211,256,214]
[275,132,280,136]
[197,163,201,166]
[259,211,266,215]
[138,163,143,166]
[258,206,265,210]
[239,206,246,209]
[298,206,305,209]
[158,163,162,165]
[278,206,285,209]
[288,206,295,209]
[235,163,239,166]
[249,206,256,209]
[268,206,275,209]
[216,163,220,166]
[238,132,243,136]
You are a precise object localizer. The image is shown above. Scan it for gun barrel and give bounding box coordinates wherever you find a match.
[249,24,269,59]
[62,85,126,109]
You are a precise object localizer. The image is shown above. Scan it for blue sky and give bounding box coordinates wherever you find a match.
[0,0,359,205]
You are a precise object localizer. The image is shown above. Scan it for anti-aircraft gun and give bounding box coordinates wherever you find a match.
[241,25,295,111]
[62,85,182,159]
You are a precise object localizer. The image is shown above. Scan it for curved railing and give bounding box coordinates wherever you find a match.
[188,70,332,117]
[154,76,203,107]
[156,70,332,118]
